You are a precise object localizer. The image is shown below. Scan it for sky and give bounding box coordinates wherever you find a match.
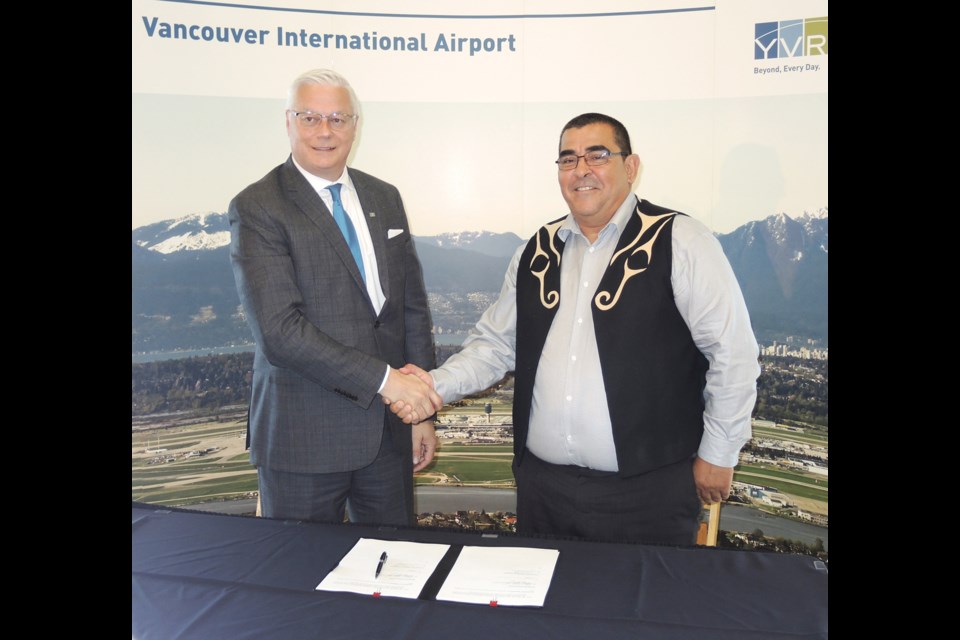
[132,92,826,237]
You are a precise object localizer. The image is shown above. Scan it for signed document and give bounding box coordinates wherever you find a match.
[436,546,560,607]
[316,538,450,599]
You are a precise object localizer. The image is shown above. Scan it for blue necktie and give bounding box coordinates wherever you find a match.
[326,183,366,283]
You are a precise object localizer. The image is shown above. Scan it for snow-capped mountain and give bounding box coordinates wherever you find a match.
[132,209,827,352]
[415,231,525,258]
[133,213,231,254]
[719,209,828,342]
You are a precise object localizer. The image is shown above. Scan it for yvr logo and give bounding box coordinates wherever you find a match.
[754,17,828,60]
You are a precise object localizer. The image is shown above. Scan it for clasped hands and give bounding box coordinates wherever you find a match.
[380,363,443,425]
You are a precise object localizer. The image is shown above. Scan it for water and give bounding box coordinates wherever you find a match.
[132,337,466,363]
[412,486,828,551]
[182,489,827,551]
[414,486,517,513]
[718,503,828,549]
[133,344,255,363]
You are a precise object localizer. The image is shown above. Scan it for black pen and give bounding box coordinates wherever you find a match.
[375,551,388,579]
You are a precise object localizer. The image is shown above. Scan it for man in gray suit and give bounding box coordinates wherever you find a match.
[229,68,442,526]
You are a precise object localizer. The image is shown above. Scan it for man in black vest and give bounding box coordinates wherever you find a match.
[392,113,760,545]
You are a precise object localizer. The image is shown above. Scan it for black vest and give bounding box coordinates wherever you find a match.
[514,199,709,477]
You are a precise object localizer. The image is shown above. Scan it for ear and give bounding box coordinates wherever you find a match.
[625,154,642,185]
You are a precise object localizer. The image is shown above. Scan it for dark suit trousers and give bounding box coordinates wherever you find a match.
[257,418,414,526]
[514,451,701,545]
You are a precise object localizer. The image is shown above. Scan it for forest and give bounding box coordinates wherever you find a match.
[133,351,827,429]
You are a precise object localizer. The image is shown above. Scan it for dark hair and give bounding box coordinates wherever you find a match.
[559,113,632,156]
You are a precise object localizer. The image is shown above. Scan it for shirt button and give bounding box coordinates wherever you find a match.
[571,356,577,361]
[566,395,572,402]
[577,318,583,324]
[589,247,595,253]
[583,281,589,287]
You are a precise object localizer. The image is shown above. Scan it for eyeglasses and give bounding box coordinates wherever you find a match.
[555,149,628,171]
[288,110,358,131]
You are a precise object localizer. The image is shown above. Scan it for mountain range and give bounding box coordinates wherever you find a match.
[132,209,827,353]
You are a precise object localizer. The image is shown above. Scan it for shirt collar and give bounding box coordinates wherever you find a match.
[290,157,355,197]
[558,192,639,243]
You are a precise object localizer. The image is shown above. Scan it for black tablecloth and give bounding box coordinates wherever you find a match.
[132,502,827,639]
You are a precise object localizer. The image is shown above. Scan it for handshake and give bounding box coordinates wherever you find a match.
[380,363,443,425]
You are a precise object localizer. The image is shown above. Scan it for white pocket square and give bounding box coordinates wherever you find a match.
[387,228,404,239]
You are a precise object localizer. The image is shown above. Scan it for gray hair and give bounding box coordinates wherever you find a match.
[286,68,361,117]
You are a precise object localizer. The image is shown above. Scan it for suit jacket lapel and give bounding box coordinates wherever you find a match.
[280,158,369,295]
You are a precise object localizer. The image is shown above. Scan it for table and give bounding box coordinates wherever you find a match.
[132,502,827,639]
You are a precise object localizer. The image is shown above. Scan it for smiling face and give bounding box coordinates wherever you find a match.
[557,123,640,239]
[286,83,356,180]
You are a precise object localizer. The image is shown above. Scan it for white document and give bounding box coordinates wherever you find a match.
[316,538,450,599]
[435,546,560,607]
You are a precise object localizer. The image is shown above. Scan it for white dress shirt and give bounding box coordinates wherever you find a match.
[291,159,391,390]
[432,193,760,469]
[524,194,634,470]
[291,160,386,314]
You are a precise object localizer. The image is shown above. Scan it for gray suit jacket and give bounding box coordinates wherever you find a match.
[229,156,436,473]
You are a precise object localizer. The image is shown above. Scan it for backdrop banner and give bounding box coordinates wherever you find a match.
[132,0,827,238]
